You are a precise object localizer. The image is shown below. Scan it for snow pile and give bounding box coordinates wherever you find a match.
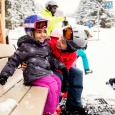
[0,99,18,112]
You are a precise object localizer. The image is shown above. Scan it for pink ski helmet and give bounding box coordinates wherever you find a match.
[50,28,63,38]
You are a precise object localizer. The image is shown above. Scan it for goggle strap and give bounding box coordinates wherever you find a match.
[23,23,34,28]
[30,31,33,36]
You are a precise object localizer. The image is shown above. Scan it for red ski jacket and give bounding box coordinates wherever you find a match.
[47,37,78,70]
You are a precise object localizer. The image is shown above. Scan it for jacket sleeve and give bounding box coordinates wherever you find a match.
[48,46,65,70]
[1,43,30,78]
[65,52,78,69]
[40,9,65,28]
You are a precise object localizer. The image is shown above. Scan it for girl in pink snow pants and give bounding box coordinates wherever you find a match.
[31,74,61,114]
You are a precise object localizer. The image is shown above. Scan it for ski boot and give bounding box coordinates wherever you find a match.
[66,105,88,115]
[43,114,58,115]
[85,69,93,75]
[43,107,61,115]
[56,107,61,115]
[61,92,67,98]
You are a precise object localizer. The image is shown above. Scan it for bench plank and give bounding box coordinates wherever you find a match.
[0,58,8,71]
[0,68,23,96]
[11,86,48,115]
[0,80,31,115]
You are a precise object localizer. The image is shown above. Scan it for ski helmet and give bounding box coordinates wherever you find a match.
[50,28,63,38]
[63,26,88,51]
[45,0,58,10]
[23,14,49,37]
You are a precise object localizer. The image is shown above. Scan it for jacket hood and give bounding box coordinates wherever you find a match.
[17,35,50,47]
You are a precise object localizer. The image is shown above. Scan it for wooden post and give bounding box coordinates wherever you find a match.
[0,0,5,44]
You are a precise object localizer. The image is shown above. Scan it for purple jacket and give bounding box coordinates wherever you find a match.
[1,35,66,85]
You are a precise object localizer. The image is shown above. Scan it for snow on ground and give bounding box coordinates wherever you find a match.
[76,27,115,108]
[9,18,115,108]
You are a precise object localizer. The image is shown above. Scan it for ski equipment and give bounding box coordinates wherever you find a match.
[85,69,93,75]
[45,0,58,9]
[63,26,88,51]
[50,28,63,38]
[23,14,49,37]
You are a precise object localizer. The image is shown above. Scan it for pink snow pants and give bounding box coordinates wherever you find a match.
[31,74,61,114]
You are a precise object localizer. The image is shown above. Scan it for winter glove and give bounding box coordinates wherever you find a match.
[60,67,69,80]
[60,67,70,93]
[0,75,8,85]
[62,21,69,26]
[61,80,69,92]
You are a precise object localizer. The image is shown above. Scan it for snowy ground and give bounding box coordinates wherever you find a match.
[77,27,115,109]
[8,18,115,109]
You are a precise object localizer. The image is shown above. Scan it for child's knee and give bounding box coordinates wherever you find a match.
[53,74,61,85]
[49,80,58,91]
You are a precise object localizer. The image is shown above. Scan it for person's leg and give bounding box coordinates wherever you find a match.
[52,70,63,82]
[31,75,59,114]
[77,49,93,75]
[66,66,83,107]
[66,67,88,114]
[77,49,89,70]
[52,70,63,102]
[52,74,61,107]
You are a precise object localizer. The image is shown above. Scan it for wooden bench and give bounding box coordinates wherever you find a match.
[0,44,48,115]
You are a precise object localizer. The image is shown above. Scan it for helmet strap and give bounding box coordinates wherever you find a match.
[67,43,70,50]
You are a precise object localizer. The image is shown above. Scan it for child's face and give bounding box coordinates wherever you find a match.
[56,36,67,50]
[34,29,47,43]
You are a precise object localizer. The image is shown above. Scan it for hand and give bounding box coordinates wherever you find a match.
[21,62,27,71]
[63,21,69,26]
[61,80,69,92]
[0,75,8,85]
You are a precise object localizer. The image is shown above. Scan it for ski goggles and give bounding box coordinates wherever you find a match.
[23,19,49,30]
[63,26,73,40]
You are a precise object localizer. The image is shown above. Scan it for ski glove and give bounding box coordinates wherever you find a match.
[0,75,8,85]
[60,67,70,93]
[61,80,69,93]
[60,67,69,81]
[63,21,69,26]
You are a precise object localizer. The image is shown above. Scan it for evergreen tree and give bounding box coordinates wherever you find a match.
[76,0,115,28]
[5,0,43,29]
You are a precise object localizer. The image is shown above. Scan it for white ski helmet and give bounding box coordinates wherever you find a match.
[45,0,58,9]
[63,26,88,51]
